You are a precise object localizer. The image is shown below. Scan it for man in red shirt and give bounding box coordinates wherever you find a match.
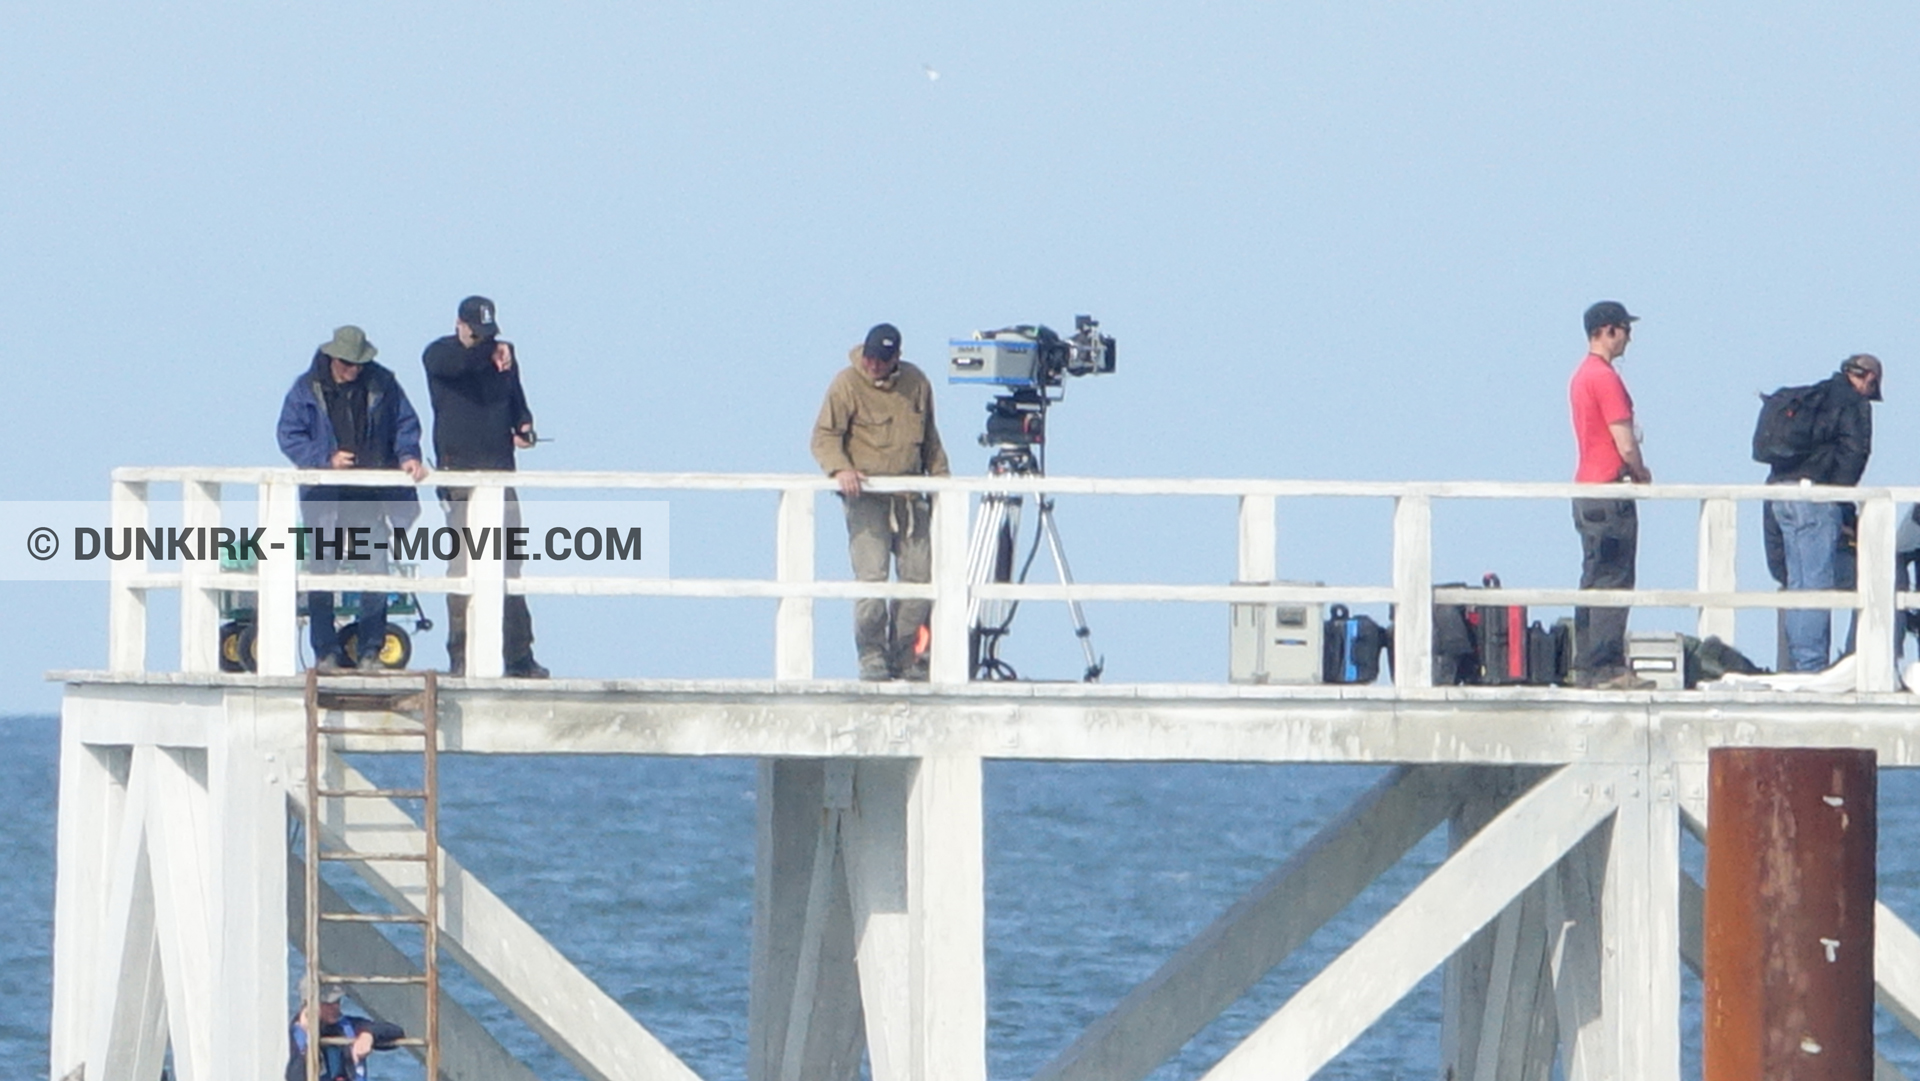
[1568,300,1654,689]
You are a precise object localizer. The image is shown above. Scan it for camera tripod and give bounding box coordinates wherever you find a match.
[964,443,1104,681]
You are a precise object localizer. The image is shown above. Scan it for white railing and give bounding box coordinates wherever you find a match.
[105,467,1920,689]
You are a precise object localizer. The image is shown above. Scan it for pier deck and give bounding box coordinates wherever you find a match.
[51,467,1920,1081]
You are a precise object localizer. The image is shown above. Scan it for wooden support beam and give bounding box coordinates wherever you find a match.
[843,760,914,1081]
[1392,494,1433,689]
[51,739,129,1080]
[88,788,169,1081]
[1442,771,1528,1080]
[1039,766,1473,1081]
[1236,494,1275,583]
[1696,498,1738,644]
[207,696,290,1080]
[256,478,301,677]
[1547,824,1611,1081]
[465,486,508,679]
[1469,881,1557,1081]
[929,490,971,684]
[1607,761,1681,1081]
[180,480,223,674]
[1201,763,1620,1081]
[108,479,149,672]
[750,759,865,1081]
[144,747,216,1081]
[1443,769,1562,1081]
[907,755,987,1081]
[775,489,816,680]
[1857,497,1898,691]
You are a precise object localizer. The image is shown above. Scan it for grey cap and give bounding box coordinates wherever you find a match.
[319,326,377,365]
[1843,353,1884,401]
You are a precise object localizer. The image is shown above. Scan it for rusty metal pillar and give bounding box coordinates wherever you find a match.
[1704,747,1876,1081]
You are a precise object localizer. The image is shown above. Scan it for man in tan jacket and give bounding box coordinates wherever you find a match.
[811,323,950,680]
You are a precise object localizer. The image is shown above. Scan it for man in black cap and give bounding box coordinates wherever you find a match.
[277,325,429,671]
[1568,300,1654,689]
[811,323,949,680]
[422,296,547,678]
[1763,353,1884,671]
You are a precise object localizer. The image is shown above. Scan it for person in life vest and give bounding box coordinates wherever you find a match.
[285,986,405,1081]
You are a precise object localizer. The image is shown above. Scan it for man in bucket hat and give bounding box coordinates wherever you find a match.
[277,326,429,671]
[811,323,949,680]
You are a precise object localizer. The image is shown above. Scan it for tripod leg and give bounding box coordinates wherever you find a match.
[964,493,1023,679]
[1035,499,1103,681]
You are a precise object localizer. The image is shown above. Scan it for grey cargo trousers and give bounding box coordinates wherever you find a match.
[844,491,932,678]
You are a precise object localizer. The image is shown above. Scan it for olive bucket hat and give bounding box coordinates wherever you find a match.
[319,325,378,365]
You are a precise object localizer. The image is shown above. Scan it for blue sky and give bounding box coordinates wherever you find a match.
[5,2,1919,706]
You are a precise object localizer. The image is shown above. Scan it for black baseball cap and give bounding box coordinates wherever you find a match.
[458,296,500,340]
[862,323,901,360]
[1583,301,1638,336]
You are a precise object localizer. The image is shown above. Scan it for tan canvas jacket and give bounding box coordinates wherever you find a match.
[810,349,950,478]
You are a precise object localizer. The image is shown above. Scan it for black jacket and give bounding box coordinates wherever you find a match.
[422,335,534,471]
[1766,371,1872,487]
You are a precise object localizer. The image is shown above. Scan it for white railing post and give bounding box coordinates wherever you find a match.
[1237,494,1276,583]
[1393,494,1434,689]
[108,479,149,672]
[256,478,300,676]
[1695,498,1737,644]
[930,489,971,684]
[775,487,815,680]
[1856,494,1896,692]
[180,480,222,673]
[467,485,508,679]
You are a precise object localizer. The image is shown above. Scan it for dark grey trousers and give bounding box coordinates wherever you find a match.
[1572,497,1638,676]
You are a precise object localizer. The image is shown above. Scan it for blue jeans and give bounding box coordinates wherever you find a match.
[1770,499,1843,672]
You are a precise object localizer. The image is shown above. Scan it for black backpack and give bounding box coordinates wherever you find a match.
[1431,583,1480,685]
[1751,382,1828,466]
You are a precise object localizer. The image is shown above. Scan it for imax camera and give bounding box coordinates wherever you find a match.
[949,316,1116,451]
[948,316,1116,389]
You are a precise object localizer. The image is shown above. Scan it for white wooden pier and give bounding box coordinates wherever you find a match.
[48,467,1920,1081]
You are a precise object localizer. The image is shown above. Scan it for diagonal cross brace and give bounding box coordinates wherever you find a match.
[1034,765,1480,1081]
[1201,762,1624,1081]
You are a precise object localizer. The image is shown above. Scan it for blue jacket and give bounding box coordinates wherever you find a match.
[277,354,423,526]
[285,1012,405,1081]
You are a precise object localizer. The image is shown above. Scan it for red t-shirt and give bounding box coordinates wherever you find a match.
[1569,353,1633,482]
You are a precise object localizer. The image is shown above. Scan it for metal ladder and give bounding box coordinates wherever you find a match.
[302,668,442,1081]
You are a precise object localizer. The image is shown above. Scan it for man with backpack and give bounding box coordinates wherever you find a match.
[1757,354,1883,671]
[1568,301,1655,690]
